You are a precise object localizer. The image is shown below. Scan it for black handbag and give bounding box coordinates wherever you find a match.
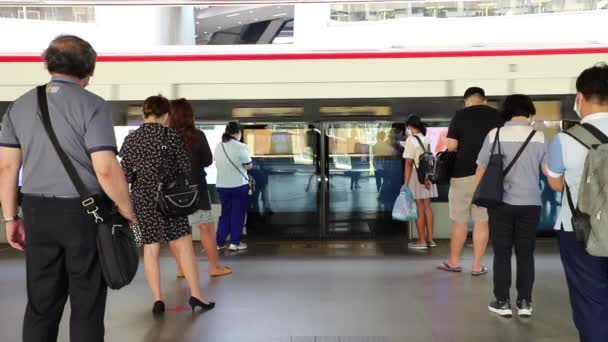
[156,129,200,217]
[37,85,138,290]
[473,128,536,209]
[221,142,256,195]
[432,150,456,185]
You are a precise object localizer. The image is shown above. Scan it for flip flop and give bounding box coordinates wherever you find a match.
[472,265,489,276]
[437,261,462,273]
[209,266,233,278]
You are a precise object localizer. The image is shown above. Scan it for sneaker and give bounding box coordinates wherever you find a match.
[408,242,428,250]
[217,245,225,251]
[427,240,437,248]
[516,299,533,317]
[488,299,513,317]
[228,243,248,251]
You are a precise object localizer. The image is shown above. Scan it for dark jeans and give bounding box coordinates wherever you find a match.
[559,230,608,342]
[22,195,107,342]
[217,185,250,246]
[489,204,541,302]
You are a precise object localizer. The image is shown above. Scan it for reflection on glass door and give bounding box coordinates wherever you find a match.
[324,122,407,237]
[242,123,322,238]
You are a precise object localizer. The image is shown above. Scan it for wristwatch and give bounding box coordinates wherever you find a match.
[2,215,20,223]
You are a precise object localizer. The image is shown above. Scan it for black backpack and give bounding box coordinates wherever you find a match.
[413,135,436,184]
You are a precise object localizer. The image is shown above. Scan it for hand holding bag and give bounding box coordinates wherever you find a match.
[392,185,418,222]
[473,128,536,209]
[37,85,138,290]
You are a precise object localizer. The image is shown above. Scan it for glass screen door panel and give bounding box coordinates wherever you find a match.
[242,123,322,238]
[324,122,406,237]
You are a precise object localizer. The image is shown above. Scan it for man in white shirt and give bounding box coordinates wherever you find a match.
[544,64,608,342]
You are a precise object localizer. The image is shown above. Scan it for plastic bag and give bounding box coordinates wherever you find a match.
[392,185,418,222]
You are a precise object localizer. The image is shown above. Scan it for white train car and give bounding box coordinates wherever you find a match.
[0,46,607,103]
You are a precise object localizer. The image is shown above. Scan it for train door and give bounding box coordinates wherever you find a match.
[241,122,324,239]
[322,121,406,238]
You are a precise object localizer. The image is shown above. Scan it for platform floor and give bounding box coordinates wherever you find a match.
[0,240,577,342]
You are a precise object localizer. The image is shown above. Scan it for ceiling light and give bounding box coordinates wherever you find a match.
[196,21,200,24]
[204,32,208,34]
[254,18,259,21]
[218,26,222,29]
[226,13,240,18]
[273,13,287,17]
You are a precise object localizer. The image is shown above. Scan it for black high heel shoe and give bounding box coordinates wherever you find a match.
[189,296,215,313]
[152,300,165,315]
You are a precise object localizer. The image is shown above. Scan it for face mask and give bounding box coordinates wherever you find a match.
[573,95,582,119]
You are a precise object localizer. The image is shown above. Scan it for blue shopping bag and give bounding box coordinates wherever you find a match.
[392,185,418,222]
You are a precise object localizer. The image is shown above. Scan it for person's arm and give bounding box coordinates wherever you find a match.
[447,138,459,152]
[0,106,26,250]
[404,159,413,185]
[91,151,135,223]
[174,132,192,175]
[544,134,566,192]
[474,132,492,188]
[240,143,253,171]
[446,113,460,152]
[402,138,415,185]
[474,165,486,187]
[0,147,25,251]
[199,131,213,167]
[85,101,134,222]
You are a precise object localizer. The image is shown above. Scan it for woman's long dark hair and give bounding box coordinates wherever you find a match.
[169,98,197,151]
[405,115,427,136]
[222,121,241,142]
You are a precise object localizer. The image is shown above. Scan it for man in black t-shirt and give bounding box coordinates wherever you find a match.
[438,87,502,274]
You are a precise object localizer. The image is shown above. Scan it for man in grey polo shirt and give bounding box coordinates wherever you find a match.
[0,35,134,342]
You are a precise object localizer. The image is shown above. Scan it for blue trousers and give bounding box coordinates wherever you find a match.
[217,185,249,246]
[559,230,608,342]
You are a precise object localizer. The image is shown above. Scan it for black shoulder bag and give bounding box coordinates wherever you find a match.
[156,129,200,217]
[473,128,536,209]
[37,85,138,290]
[221,142,255,195]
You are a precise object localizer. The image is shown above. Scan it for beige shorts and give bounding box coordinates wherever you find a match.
[448,176,488,223]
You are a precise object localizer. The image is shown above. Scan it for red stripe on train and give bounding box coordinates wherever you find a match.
[1,47,607,62]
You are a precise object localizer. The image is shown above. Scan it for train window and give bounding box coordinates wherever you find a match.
[232,107,304,118]
[320,106,392,116]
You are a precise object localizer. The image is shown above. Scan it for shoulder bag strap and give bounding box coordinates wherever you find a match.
[564,182,576,213]
[221,142,250,182]
[563,123,604,149]
[581,123,608,144]
[158,128,168,184]
[491,127,502,155]
[503,130,536,176]
[413,135,428,153]
[36,85,103,222]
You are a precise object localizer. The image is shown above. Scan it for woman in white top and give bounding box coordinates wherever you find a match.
[403,115,438,249]
[214,121,253,251]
